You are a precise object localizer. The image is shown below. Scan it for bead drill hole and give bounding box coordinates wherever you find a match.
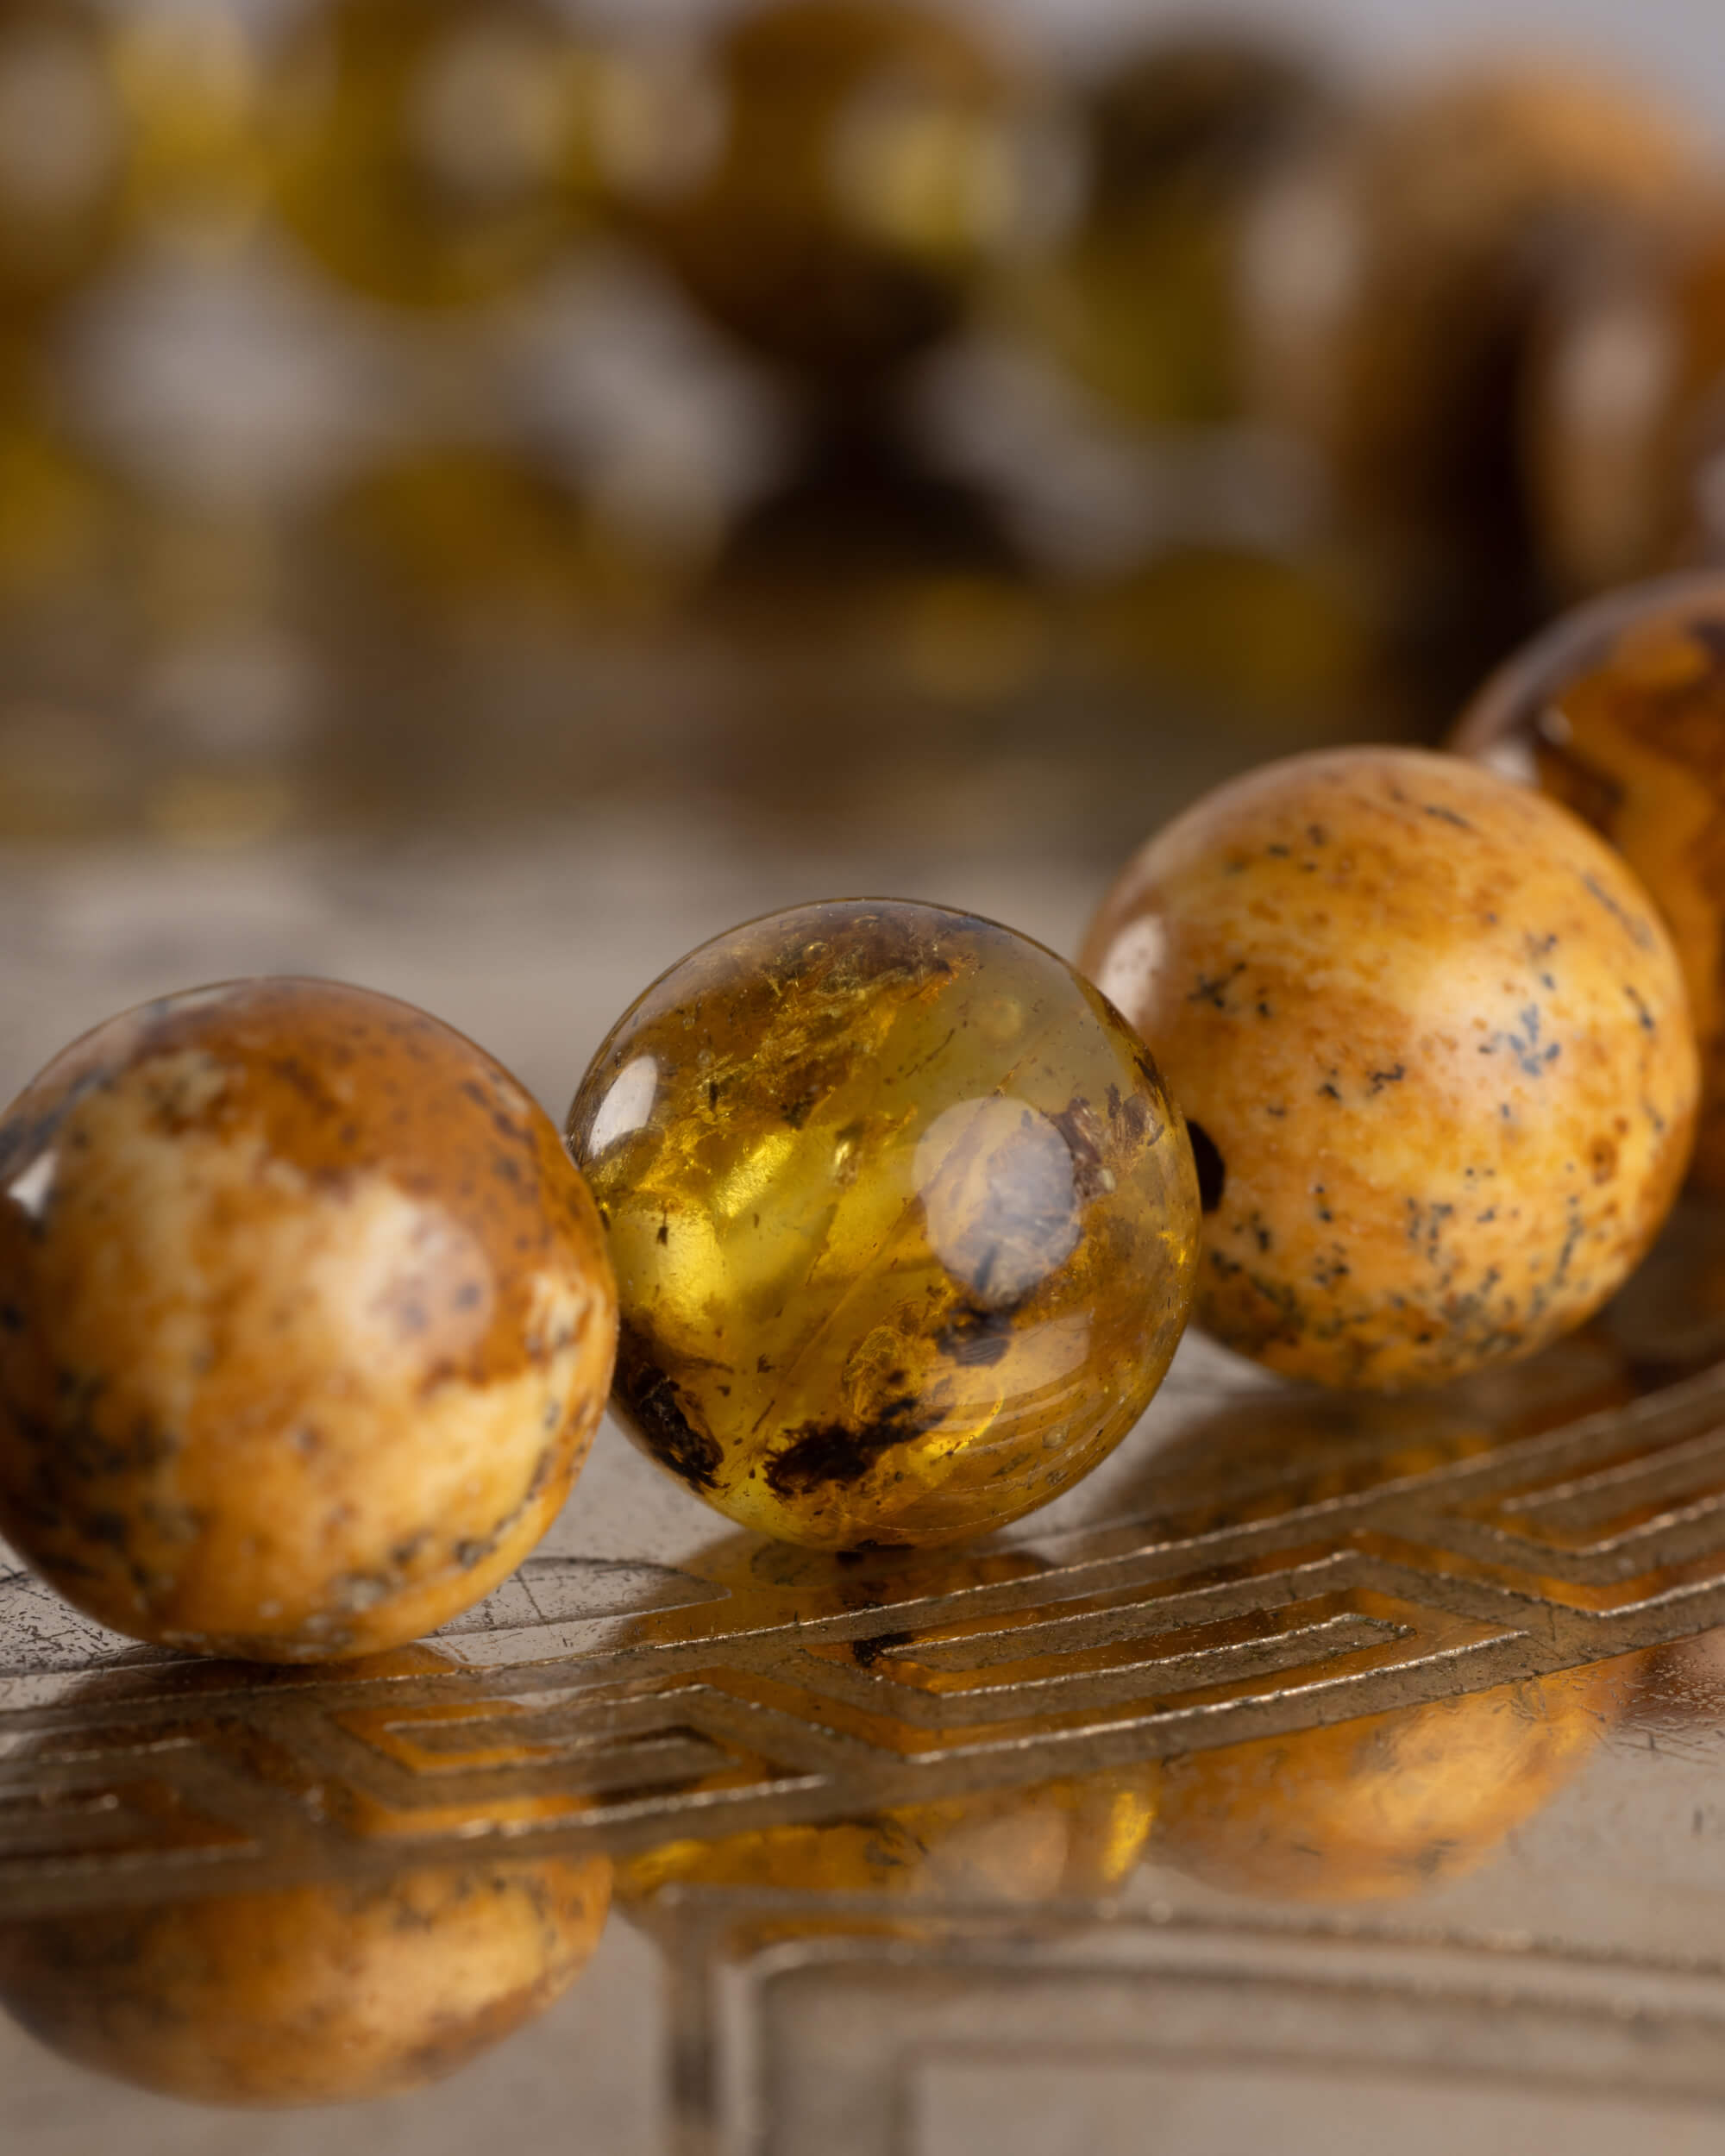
[1187,1119,1226,1213]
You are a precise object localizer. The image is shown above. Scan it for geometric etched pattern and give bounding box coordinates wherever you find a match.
[7,1352,1725,1918]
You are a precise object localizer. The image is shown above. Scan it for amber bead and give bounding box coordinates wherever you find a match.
[0,978,617,1659]
[1455,572,1725,1194]
[1082,748,1697,1389]
[568,899,1200,1548]
[630,0,1057,384]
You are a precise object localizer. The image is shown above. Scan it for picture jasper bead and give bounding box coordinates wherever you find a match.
[1456,572,1725,1194]
[568,900,1200,1549]
[1082,748,1697,1389]
[0,978,617,1659]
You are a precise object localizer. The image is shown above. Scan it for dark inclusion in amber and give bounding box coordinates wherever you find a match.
[567,901,1200,1548]
[1456,572,1725,1194]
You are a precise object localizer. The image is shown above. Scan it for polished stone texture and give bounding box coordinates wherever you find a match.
[1082,747,1697,1387]
[0,978,617,1659]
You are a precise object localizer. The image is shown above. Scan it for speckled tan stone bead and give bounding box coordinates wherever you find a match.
[568,899,1200,1548]
[1455,572,1725,1194]
[1081,748,1697,1388]
[1155,1663,1618,1903]
[0,977,617,1659]
[629,0,1052,385]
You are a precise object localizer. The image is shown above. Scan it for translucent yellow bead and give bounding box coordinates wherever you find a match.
[568,899,1200,1549]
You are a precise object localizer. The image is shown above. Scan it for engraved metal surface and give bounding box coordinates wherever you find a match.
[11,836,1725,2152]
[4,1329,1725,1915]
[671,1893,1725,2156]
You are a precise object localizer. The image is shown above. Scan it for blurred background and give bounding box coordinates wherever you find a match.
[5,0,1725,1107]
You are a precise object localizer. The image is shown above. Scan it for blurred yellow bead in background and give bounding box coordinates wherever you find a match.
[1005,36,1334,429]
[0,0,128,326]
[0,358,112,610]
[327,443,682,630]
[1077,544,1389,738]
[631,0,1069,384]
[266,0,609,309]
[110,0,267,248]
[1155,1663,1620,1903]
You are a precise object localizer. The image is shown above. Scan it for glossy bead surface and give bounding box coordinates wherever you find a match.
[0,978,617,1659]
[568,899,1200,1548]
[1082,748,1697,1389]
[1455,573,1725,1194]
